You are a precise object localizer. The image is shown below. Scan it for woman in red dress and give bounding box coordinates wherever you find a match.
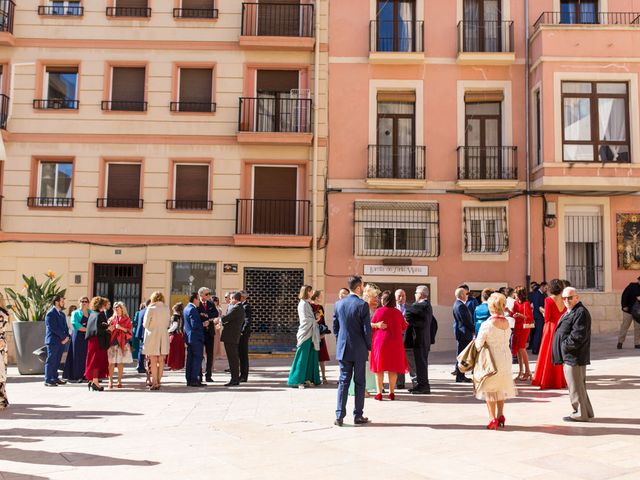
[84,296,110,391]
[310,290,330,384]
[370,291,408,401]
[167,302,186,371]
[511,286,533,382]
[532,279,567,389]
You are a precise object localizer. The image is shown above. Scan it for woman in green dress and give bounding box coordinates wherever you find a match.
[287,285,321,387]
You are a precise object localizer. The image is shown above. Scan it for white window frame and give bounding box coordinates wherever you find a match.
[37,161,73,206]
[43,66,79,103]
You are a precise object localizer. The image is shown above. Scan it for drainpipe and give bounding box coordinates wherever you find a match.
[311,1,320,287]
[524,0,531,288]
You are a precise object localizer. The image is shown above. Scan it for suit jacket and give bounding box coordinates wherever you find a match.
[453,299,474,343]
[44,307,69,345]
[552,302,591,366]
[197,300,218,337]
[220,303,245,344]
[134,307,147,341]
[404,299,433,351]
[241,301,252,334]
[621,282,640,311]
[332,294,371,362]
[183,303,204,345]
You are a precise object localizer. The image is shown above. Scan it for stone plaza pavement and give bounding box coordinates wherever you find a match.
[0,335,639,480]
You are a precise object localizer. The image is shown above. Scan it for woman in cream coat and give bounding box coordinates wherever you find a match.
[142,291,171,390]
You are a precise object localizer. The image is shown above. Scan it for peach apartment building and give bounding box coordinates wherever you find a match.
[0,0,327,355]
[326,0,640,351]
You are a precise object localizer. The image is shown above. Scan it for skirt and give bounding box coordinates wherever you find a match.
[63,330,88,381]
[167,333,186,370]
[318,337,330,362]
[107,344,133,364]
[85,336,109,380]
[287,338,320,386]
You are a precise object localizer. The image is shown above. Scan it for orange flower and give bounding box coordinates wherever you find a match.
[46,270,55,279]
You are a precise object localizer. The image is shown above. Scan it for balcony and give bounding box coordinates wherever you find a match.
[456,146,518,189]
[170,101,216,113]
[366,145,426,188]
[533,11,640,31]
[27,197,74,208]
[0,94,8,129]
[101,100,147,112]
[0,0,15,46]
[457,21,515,65]
[33,99,80,110]
[166,199,213,211]
[38,5,84,16]
[369,20,424,64]
[240,2,314,51]
[173,7,218,19]
[97,198,144,209]
[234,199,311,247]
[237,97,312,145]
[105,6,152,18]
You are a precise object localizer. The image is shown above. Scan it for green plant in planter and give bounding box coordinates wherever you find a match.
[4,271,67,322]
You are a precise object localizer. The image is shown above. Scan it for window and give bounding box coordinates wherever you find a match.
[170,262,216,304]
[560,0,598,24]
[39,1,82,15]
[562,81,630,162]
[35,66,79,110]
[354,201,439,257]
[565,210,604,290]
[374,0,420,52]
[99,163,142,208]
[104,66,146,112]
[462,0,503,52]
[463,206,508,253]
[172,68,215,112]
[107,0,151,17]
[32,161,73,207]
[168,164,212,210]
[174,0,218,19]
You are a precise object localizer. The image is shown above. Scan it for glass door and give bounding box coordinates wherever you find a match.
[465,102,501,179]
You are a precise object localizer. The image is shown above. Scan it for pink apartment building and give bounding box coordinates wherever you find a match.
[326,0,640,349]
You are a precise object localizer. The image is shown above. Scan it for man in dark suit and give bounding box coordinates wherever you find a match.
[219,292,245,386]
[238,291,252,382]
[184,292,206,387]
[134,300,149,374]
[528,282,546,354]
[44,295,70,387]
[452,287,474,383]
[333,275,372,426]
[197,287,218,382]
[553,287,594,422]
[404,285,433,394]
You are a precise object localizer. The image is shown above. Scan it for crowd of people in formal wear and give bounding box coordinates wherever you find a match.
[41,288,253,391]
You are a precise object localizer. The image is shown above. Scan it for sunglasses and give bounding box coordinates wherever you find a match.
[562,296,575,301]
[80,300,89,303]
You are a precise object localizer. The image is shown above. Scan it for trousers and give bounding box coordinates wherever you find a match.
[203,332,214,378]
[563,364,594,420]
[239,331,250,380]
[185,341,203,385]
[225,342,240,383]
[44,342,64,383]
[617,311,640,345]
[336,359,365,419]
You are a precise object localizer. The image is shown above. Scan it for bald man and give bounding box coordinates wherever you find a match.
[552,287,594,422]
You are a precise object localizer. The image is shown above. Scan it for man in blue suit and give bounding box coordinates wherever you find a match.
[333,275,372,426]
[184,292,206,387]
[134,300,149,374]
[44,295,70,387]
[453,287,474,383]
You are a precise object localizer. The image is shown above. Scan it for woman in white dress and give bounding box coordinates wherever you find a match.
[475,293,517,430]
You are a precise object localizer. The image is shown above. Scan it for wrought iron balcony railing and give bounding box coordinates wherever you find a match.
[457,20,514,53]
[97,198,144,209]
[457,146,517,180]
[0,0,15,33]
[238,97,312,133]
[241,2,314,37]
[173,7,218,19]
[369,20,424,53]
[33,99,80,110]
[236,199,310,236]
[101,100,147,112]
[38,4,84,16]
[166,199,213,211]
[106,6,152,18]
[170,101,216,113]
[0,94,8,129]
[367,145,426,180]
[27,197,74,208]
[533,11,640,30]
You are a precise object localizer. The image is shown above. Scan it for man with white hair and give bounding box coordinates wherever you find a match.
[552,287,594,422]
[404,285,434,394]
[452,287,473,383]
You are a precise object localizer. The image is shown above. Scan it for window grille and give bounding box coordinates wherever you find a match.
[463,206,508,253]
[565,212,604,290]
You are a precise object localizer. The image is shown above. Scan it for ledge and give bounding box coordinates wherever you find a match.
[0,32,15,47]
[456,179,519,190]
[236,132,313,146]
[456,52,516,66]
[233,234,312,247]
[368,52,425,64]
[239,36,315,51]
[365,178,427,189]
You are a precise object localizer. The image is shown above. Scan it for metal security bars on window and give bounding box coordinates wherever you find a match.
[565,213,604,291]
[463,207,508,253]
[354,201,439,257]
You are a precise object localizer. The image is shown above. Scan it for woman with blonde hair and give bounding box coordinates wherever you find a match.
[107,302,133,389]
[287,285,321,387]
[142,291,171,390]
[474,293,517,430]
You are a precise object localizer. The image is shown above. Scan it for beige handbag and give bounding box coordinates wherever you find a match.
[456,339,478,373]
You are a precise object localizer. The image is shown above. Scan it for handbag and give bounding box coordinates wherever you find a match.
[318,323,331,335]
[456,339,478,373]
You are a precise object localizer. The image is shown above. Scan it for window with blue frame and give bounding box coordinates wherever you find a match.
[376,0,416,52]
[560,0,598,24]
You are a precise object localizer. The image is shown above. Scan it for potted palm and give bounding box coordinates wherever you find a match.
[5,272,66,374]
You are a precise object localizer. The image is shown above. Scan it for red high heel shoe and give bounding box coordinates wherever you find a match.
[497,415,506,428]
[374,393,383,401]
[486,418,499,430]
[388,393,395,401]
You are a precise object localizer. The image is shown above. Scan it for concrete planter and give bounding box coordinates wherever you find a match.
[12,321,46,375]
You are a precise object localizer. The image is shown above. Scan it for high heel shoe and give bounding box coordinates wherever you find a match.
[374,393,383,401]
[497,415,506,428]
[521,373,532,382]
[88,382,104,392]
[486,418,499,430]
[388,393,395,401]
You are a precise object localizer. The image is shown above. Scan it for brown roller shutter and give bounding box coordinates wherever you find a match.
[46,66,78,74]
[464,90,504,103]
[112,67,145,102]
[376,91,416,103]
[107,164,141,200]
[257,70,299,93]
[182,0,212,8]
[117,0,148,7]
[175,164,209,201]
[180,69,213,103]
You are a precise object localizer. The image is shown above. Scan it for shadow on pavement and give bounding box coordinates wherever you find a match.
[0,444,159,467]
[1,404,142,421]
[0,428,120,439]
[0,471,50,479]
[423,422,640,436]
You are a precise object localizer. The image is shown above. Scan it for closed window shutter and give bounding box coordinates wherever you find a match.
[182,0,212,8]
[464,90,504,103]
[112,67,145,102]
[180,69,213,103]
[107,164,141,199]
[176,165,209,201]
[256,70,299,93]
[117,0,148,7]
